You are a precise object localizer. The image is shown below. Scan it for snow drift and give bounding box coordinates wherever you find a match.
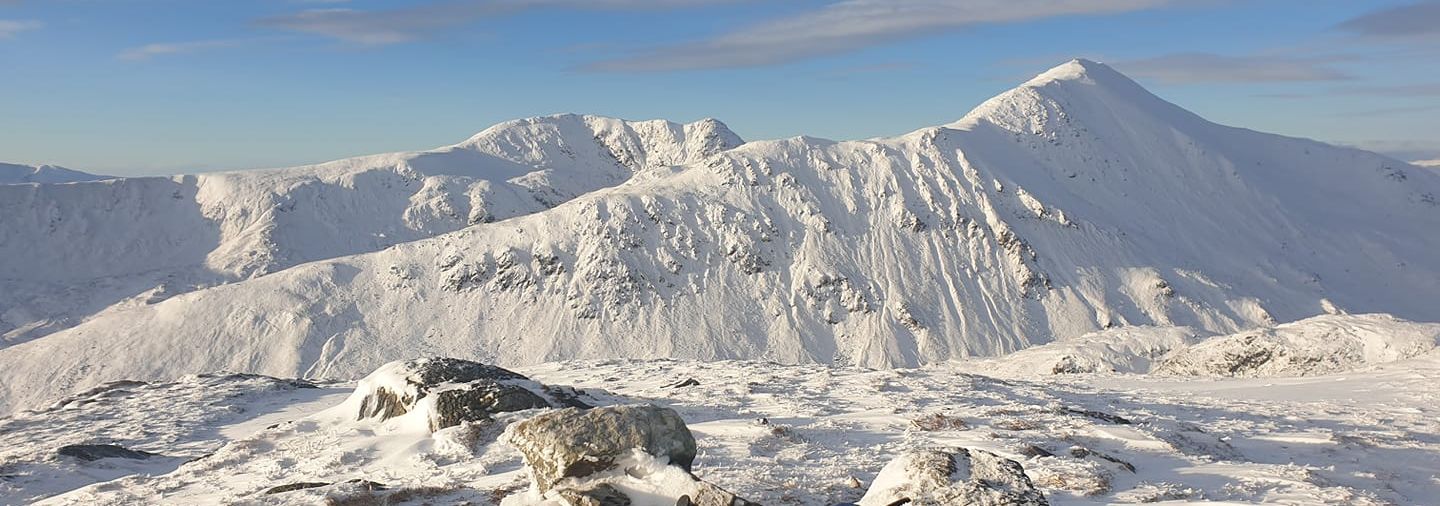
[2,60,1440,413]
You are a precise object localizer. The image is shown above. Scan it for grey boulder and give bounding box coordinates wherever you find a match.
[505,404,697,493]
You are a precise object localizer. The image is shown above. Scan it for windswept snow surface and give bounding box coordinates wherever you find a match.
[5,346,1439,505]
[0,163,108,185]
[3,59,1440,415]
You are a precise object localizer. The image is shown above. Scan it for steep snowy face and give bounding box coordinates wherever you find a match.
[0,116,742,345]
[0,163,108,185]
[2,60,1439,413]
[944,59,1440,325]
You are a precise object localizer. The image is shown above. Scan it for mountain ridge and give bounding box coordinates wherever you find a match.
[0,115,742,346]
[1,60,1437,414]
[0,163,109,185]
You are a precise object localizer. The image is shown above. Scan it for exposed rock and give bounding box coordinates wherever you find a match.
[56,444,157,461]
[665,378,701,388]
[263,482,330,495]
[1019,445,1054,458]
[1069,446,1135,473]
[543,385,595,409]
[680,481,761,506]
[355,358,529,421]
[858,448,1049,506]
[910,412,969,432]
[1059,407,1132,425]
[427,381,550,432]
[556,484,632,506]
[350,357,557,432]
[506,404,697,493]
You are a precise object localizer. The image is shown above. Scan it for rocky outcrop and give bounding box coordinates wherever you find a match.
[858,448,1048,506]
[349,357,584,432]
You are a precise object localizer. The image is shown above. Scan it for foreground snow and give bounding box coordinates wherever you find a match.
[4,317,1438,505]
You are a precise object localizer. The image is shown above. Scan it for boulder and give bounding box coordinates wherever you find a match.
[858,448,1049,506]
[354,358,529,420]
[505,404,697,493]
[427,381,551,432]
[349,357,567,432]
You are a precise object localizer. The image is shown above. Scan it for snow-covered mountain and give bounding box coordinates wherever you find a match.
[0,163,108,185]
[2,59,1439,414]
[0,116,741,345]
[1414,158,1440,168]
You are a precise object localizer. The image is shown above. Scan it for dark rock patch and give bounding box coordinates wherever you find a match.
[57,444,158,462]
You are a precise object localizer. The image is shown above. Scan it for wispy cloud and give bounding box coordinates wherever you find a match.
[1338,83,1440,97]
[259,0,744,46]
[1114,53,1353,84]
[1332,104,1440,118]
[585,0,1178,71]
[0,19,40,39]
[118,39,252,61]
[1336,1,1440,41]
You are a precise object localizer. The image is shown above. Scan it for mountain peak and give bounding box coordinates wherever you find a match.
[951,58,1190,134]
[1020,58,1143,93]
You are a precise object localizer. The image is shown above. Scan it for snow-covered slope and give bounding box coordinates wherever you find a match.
[3,60,1439,413]
[1414,158,1440,168]
[0,116,741,345]
[0,163,108,185]
[963,313,1440,378]
[1155,313,1440,377]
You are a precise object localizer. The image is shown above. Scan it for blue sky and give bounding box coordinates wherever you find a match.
[2,0,1438,175]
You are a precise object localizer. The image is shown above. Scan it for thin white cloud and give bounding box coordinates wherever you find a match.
[1337,1,1440,41]
[118,39,249,61]
[1114,53,1353,84]
[586,0,1177,71]
[0,19,40,39]
[260,0,745,46]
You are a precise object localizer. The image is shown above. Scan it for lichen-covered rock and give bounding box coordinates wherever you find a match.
[858,448,1049,506]
[505,404,697,493]
[427,381,551,432]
